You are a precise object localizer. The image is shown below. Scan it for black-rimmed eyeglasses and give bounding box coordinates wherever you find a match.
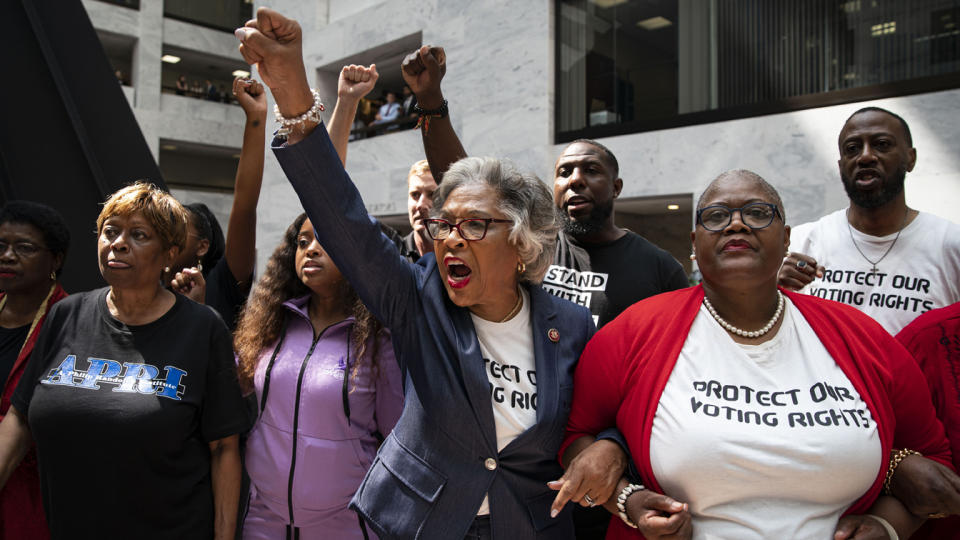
[696,203,781,232]
[0,241,48,258]
[424,218,513,241]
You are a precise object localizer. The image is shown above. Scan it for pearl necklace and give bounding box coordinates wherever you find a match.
[703,291,785,339]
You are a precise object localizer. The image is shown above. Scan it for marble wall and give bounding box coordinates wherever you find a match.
[252,0,959,274]
[85,0,960,276]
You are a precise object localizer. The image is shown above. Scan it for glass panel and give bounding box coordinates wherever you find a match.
[557,0,960,137]
[164,0,253,32]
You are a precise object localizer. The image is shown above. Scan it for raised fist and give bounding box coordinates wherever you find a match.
[401,45,446,108]
[338,64,379,101]
[235,8,311,116]
[232,77,267,118]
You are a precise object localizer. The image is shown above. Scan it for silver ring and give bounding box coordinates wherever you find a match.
[583,494,596,507]
[796,260,807,269]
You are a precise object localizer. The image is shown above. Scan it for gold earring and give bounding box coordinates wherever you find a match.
[197,260,203,272]
[689,253,696,261]
[49,270,56,280]
[517,261,526,274]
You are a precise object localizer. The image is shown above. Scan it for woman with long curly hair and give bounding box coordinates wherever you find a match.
[235,213,403,540]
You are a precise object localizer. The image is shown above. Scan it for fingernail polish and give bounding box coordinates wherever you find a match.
[550,509,558,518]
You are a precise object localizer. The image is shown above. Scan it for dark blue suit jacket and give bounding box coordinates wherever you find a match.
[274,126,595,539]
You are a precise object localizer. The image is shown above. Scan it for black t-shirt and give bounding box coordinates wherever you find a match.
[544,231,688,327]
[12,288,248,540]
[204,257,251,331]
[0,323,30,387]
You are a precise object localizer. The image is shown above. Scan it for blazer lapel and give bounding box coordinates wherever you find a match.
[500,285,559,454]
[449,302,498,452]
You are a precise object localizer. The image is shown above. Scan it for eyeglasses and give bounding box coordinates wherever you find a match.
[697,203,781,232]
[0,241,48,258]
[424,218,513,241]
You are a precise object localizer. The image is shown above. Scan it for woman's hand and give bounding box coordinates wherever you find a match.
[338,64,378,102]
[233,77,267,120]
[834,515,896,540]
[401,45,446,108]
[625,490,692,540]
[549,438,626,513]
[170,267,206,304]
[889,454,960,517]
[235,8,312,118]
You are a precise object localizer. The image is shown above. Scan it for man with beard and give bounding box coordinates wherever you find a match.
[780,107,960,334]
[544,139,688,327]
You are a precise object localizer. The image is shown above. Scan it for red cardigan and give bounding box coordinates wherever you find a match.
[0,284,67,540]
[561,285,952,540]
[896,302,960,540]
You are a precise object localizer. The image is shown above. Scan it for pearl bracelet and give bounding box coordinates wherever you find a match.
[615,483,644,529]
[274,88,325,139]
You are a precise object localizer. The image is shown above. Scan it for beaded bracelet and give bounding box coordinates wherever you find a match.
[414,99,448,134]
[883,448,921,495]
[615,483,644,529]
[274,88,325,139]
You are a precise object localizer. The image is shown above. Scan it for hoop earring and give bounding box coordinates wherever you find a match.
[517,261,526,274]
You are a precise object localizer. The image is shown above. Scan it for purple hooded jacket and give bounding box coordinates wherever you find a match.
[242,295,403,539]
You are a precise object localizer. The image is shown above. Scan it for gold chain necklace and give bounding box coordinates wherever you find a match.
[498,289,523,323]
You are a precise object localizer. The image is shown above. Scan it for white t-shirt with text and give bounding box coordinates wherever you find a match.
[471,288,536,515]
[790,209,960,334]
[650,299,882,539]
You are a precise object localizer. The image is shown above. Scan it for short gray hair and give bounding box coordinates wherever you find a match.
[433,157,560,284]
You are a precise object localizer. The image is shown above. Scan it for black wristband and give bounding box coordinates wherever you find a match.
[414,99,448,118]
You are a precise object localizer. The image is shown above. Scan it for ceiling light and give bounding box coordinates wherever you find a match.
[161,144,177,151]
[232,69,250,78]
[637,16,673,30]
[667,204,680,210]
[871,21,896,37]
[589,0,628,7]
[161,55,181,64]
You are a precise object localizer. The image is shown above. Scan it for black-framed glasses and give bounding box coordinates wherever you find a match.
[0,241,48,258]
[424,218,513,241]
[697,203,782,232]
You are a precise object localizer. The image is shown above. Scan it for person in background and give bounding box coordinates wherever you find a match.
[401,85,417,123]
[0,201,69,540]
[779,107,960,335]
[895,302,960,540]
[235,212,402,540]
[169,77,266,330]
[0,182,248,539]
[400,159,437,262]
[176,74,189,95]
[206,80,220,102]
[372,91,400,126]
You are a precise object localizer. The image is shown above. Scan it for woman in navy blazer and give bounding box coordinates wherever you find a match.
[235,9,622,538]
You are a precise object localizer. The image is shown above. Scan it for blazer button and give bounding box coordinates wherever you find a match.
[484,458,497,471]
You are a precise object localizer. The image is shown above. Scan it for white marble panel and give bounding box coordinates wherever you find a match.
[82,0,140,36]
[162,18,244,60]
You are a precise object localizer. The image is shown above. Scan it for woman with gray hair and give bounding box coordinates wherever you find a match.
[234,9,627,538]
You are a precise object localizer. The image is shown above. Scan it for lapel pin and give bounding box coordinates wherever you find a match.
[548,328,560,342]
